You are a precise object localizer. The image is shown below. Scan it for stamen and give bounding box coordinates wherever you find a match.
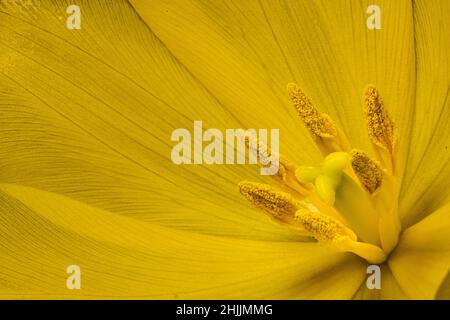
[364,86,395,153]
[244,133,270,165]
[244,134,310,197]
[238,181,299,225]
[295,208,355,242]
[350,150,383,194]
[287,83,337,138]
[296,209,386,264]
[287,83,351,155]
[335,237,387,264]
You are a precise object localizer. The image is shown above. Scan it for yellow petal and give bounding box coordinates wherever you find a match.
[130,0,415,165]
[0,0,297,241]
[399,0,450,227]
[0,183,366,299]
[389,203,450,299]
[352,264,408,300]
[435,271,450,300]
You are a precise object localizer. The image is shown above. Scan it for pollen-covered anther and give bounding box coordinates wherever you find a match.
[364,85,395,153]
[245,133,311,197]
[239,181,298,219]
[296,208,387,263]
[244,133,273,169]
[350,150,383,194]
[287,83,337,138]
[295,208,355,242]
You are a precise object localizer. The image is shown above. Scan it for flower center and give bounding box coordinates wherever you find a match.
[238,83,402,264]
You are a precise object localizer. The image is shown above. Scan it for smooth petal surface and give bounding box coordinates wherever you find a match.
[435,271,450,299]
[0,0,301,241]
[0,184,365,299]
[130,0,415,173]
[399,0,450,227]
[389,203,450,299]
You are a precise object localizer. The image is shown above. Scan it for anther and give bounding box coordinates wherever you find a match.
[364,85,395,153]
[296,209,386,264]
[245,133,310,197]
[287,83,337,138]
[295,208,356,242]
[350,150,383,194]
[239,181,299,225]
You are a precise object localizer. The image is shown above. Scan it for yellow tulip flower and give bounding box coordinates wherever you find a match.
[0,0,448,299]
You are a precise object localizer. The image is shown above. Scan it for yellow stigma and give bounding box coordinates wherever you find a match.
[364,85,395,153]
[350,150,383,194]
[295,208,355,242]
[321,151,350,175]
[295,152,350,205]
[287,83,337,138]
